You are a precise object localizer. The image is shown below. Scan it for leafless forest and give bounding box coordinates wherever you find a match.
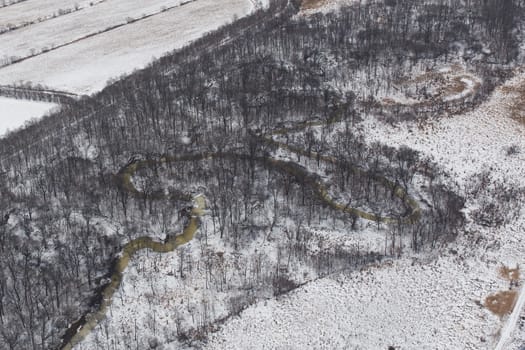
[0,0,523,349]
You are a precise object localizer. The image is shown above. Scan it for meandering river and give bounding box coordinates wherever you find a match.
[60,107,420,349]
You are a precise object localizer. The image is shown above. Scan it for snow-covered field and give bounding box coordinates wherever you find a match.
[0,0,100,31]
[204,221,525,350]
[203,255,509,350]
[0,0,256,94]
[0,96,57,136]
[506,303,525,350]
[0,0,259,140]
[0,0,189,60]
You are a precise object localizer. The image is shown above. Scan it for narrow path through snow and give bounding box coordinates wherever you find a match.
[495,275,525,350]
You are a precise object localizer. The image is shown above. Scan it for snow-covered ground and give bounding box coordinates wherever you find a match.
[67,63,525,349]
[73,152,392,349]
[506,304,525,350]
[361,70,525,189]
[0,0,188,60]
[8,1,520,348]
[203,254,510,350]
[0,0,100,31]
[497,280,525,350]
[0,96,57,136]
[203,220,525,350]
[0,0,256,94]
[198,69,525,348]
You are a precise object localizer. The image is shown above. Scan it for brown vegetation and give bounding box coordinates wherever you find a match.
[485,290,518,317]
[386,67,480,110]
[499,265,520,282]
[301,0,327,10]
[502,79,525,126]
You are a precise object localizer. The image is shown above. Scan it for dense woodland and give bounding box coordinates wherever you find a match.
[0,0,523,348]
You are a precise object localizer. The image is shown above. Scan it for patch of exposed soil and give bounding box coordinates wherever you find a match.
[301,0,327,10]
[499,265,520,282]
[442,77,468,95]
[502,80,525,126]
[485,290,518,317]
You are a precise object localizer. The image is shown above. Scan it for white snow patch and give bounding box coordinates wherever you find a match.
[180,136,191,145]
[0,97,57,136]
[443,77,477,102]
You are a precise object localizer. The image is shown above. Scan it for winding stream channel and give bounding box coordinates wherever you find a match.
[61,195,206,350]
[60,107,421,349]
